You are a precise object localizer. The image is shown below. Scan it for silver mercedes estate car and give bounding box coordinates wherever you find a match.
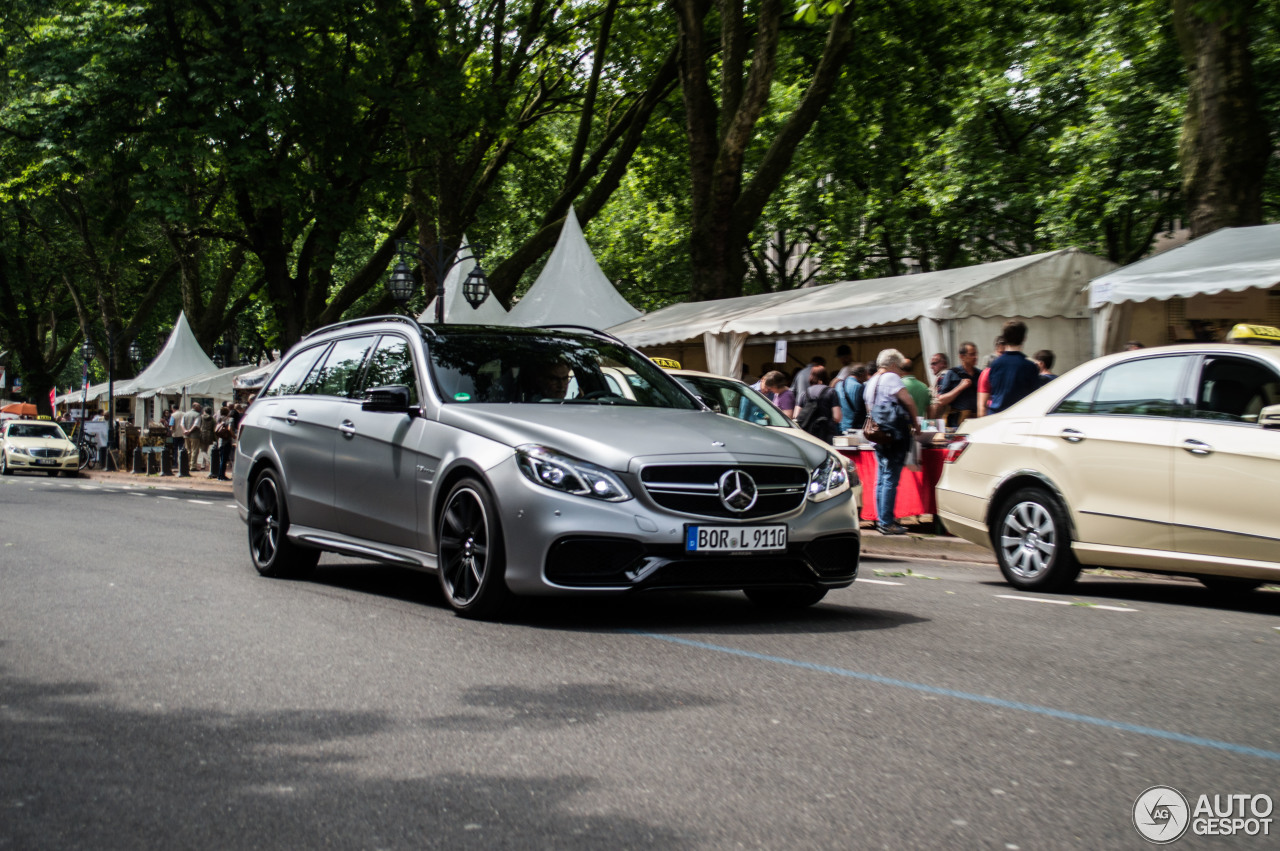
[233,317,859,617]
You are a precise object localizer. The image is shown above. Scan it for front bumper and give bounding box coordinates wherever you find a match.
[4,452,77,473]
[490,455,861,596]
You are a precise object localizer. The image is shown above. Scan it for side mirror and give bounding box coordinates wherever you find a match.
[1260,404,1280,429]
[694,394,722,414]
[362,385,413,414]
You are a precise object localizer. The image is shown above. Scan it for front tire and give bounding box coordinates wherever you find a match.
[744,586,829,609]
[437,478,510,619]
[0,452,10,475]
[993,487,1081,592]
[247,468,319,579]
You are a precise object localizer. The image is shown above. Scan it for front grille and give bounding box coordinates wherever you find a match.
[640,463,808,519]
[30,448,62,458]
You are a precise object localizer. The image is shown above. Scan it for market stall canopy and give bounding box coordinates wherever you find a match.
[1089,224,1280,307]
[504,206,641,329]
[609,248,1114,378]
[418,236,512,325]
[1088,224,1280,356]
[233,361,279,391]
[115,312,218,397]
[138,363,255,400]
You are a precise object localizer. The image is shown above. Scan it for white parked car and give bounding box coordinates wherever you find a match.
[937,341,1280,594]
[0,419,80,477]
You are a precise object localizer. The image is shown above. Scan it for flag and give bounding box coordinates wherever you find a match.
[49,387,56,413]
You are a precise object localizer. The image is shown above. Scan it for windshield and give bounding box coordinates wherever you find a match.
[6,423,67,440]
[674,375,795,428]
[426,328,700,409]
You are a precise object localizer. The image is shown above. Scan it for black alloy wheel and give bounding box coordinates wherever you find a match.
[437,478,510,619]
[993,487,1082,592]
[247,468,319,579]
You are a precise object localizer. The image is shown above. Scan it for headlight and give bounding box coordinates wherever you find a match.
[9,446,31,458]
[807,453,850,502]
[515,445,632,502]
[63,447,78,457]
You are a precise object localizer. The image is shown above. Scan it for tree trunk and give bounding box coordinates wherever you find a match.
[1172,0,1271,237]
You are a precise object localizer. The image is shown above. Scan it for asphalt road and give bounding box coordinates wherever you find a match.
[2,473,1277,850]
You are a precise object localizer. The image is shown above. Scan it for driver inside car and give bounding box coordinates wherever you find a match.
[525,360,574,401]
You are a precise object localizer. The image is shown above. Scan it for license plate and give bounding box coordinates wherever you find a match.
[685,524,787,553]
[33,458,55,466]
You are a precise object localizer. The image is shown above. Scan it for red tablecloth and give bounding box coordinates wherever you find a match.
[840,446,946,522]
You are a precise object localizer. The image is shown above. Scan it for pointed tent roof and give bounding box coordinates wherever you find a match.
[418,236,512,325]
[117,312,218,395]
[505,206,641,329]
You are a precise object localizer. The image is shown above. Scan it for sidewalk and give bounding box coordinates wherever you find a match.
[81,469,994,563]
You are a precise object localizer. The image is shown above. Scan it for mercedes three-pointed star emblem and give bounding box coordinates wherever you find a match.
[718,469,758,513]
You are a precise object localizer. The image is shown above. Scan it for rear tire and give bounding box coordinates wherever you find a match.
[247,468,319,579]
[1198,576,1262,594]
[993,487,1081,592]
[437,478,510,619]
[744,586,828,609]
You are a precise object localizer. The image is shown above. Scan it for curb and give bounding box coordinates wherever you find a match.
[860,529,995,564]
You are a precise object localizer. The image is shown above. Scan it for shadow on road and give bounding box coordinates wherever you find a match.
[0,667,695,850]
[304,560,929,636]
[979,577,1280,616]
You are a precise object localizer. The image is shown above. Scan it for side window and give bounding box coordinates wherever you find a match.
[1053,375,1098,414]
[309,336,377,398]
[261,345,326,398]
[362,336,419,405]
[1053,357,1188,417]
[1193,356,1280,424]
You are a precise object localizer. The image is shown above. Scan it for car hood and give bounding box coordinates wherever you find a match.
[5,436,73,451]
[438,404,825,472]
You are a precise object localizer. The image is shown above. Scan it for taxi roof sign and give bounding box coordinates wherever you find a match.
[1225,324,1280,345]
[650,357,682,370]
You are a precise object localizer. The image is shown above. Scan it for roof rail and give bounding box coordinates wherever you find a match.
[532,324,626,345]
[301,314,424,340]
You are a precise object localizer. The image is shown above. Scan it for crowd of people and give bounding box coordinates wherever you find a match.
[745,319,1062,535]
[157,400,249,480]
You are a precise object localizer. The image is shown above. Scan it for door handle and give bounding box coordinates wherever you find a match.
[1182,439,1212,456]
[339,420,356,438]
[285,410,298,424]
[1059,428,1085,443]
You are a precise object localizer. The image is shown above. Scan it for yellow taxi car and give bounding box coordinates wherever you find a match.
[937,333,1280,594]
[0,419,80,477]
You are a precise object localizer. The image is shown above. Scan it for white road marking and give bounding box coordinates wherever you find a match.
[996,594,1136,612]
[158,496,178,501]
[187,499,213,505]
[857,578,905,586]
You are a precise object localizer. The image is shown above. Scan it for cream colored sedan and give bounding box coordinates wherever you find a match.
[937,343,1280,594]
[0,419,80,477]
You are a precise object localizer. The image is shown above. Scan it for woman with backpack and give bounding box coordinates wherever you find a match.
[863,349,920,535]
[792,364,842,444]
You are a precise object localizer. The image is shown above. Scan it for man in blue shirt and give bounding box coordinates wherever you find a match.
[986,321,1042,414]
[834,363,868,431]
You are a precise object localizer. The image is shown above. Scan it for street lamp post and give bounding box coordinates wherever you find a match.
[80,339,92,435]
[84,329,118,470]
[387,239,492,322]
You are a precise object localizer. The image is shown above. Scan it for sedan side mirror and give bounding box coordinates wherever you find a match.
[362,385,413,414]
[1260,404,1280,429]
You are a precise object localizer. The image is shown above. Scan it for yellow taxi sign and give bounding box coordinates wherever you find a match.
[650,357,682,370]
[1225,324,1280,345]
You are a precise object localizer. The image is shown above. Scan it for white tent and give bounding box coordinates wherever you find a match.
[504,206,641,329]
[114,313,218,424]
[1089,224,1280,356]
[418,236,512,325]
[610,248,1116,378]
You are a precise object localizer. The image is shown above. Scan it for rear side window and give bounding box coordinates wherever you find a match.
[1052,356,1189,417]
[309,336,377,398]
[261,345,326,397]
[1192,356,1280,423]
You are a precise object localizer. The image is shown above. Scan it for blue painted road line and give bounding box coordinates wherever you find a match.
[629,631,1280,763]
